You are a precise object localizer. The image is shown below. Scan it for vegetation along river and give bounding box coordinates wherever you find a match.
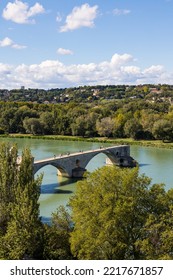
[0,137,173,222]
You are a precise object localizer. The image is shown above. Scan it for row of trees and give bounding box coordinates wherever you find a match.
[0,99,173,141]
[1,143,173,260]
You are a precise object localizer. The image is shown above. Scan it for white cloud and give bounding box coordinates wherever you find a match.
[0,63,13,88]
[0,63,12,74]
[0,37,27,49]
[12,43,27,49]
[143,65,164,75]
[0,53,172,89]
[60,3,98,32]
[57,48,73,55]
[2,0,45,24]
[113,9,131,16]
[0,37,13,47]
[111,53,133,66]
[27,2,45,17]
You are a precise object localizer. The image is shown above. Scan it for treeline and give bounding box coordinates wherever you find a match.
[1,84,173,104]
[1,143,173,260]
[0,97,173,141]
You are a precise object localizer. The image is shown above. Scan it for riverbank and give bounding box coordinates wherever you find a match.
[1,134,173,149]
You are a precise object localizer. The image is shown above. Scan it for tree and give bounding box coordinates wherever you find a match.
[0,143,18,233]
[152,119,173,141]
[136,192,173,260]
[140,109,161,133]
[69,166,171,260]
[84,112,98,137]
[53,108,71,135]
[113,113,126,138]
[0,108,18,133]
[43,206,73,260]
[40,112,54,135]
[96,117,114,137]
[124,118,143,139]
[0,143,43,259]
[70,166,148,259]
[15,106,39,133]
[23,117,44,135]
[71,112,98,137]
[70,115,86,137]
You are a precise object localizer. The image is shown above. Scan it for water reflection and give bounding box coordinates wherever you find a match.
[41,183,73,194]
[41,178,78,194]
[138,163,151,167]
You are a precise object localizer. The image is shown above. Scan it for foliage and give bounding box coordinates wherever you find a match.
[0,149,74,260]
[70,166,173,260]
[152,119,173,142]
[124,118,143,139]
[0,85,173,141]
[96,117,114,137]
[0,143,43,259]
[0,143,18,233]
[43,206,73,260]
[23,118,44,135]
[136,196,173,259]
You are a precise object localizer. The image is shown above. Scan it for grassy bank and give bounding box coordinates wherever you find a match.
[0,133,173,149]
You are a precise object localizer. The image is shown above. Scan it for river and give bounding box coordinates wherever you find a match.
[0,137,173,222]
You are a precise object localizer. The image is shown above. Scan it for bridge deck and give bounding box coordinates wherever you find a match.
[34,145,127,164]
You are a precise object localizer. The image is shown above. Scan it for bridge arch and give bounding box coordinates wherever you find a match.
[83,150,118,171]
[34,162,71,177]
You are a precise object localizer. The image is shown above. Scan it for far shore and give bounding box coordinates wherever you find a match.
[0,134,173,149]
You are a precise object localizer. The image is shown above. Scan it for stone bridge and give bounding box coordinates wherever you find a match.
[33,145,136,178]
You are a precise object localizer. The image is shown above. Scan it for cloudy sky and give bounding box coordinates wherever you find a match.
[0,0,173,89]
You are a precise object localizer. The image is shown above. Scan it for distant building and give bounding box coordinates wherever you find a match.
[149,88,162,94]
[92,89,100,96]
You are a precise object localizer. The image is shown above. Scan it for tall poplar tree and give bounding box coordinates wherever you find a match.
[0,143,43,259]
[0,143,18,234]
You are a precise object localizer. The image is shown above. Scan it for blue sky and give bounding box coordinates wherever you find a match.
[0,0,173,89]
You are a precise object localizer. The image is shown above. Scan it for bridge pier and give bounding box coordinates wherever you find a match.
[72,166,86,178]
[57,159,86,178]
[106,155,136,167]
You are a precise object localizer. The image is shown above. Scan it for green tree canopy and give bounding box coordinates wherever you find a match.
[96,117,114,137]
[152,119,173,141]
[43,206,73,260]
[70,166,172,260]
